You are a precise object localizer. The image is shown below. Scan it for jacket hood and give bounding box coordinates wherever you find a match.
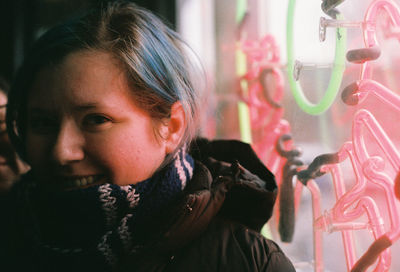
[189,138,277,192]
[188,138,277,231]
[129,138,278,258]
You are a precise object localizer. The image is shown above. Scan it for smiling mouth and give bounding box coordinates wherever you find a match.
[52,175,106,191]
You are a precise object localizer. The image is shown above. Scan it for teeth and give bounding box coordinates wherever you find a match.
[87,176,94,184]
[80,178,87,186]
[74,179,81,187]
[70,176,98,188]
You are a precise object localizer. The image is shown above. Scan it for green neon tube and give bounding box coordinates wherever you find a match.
[235,1,273,239]
[235,0,252,144]
[286,0,346,115]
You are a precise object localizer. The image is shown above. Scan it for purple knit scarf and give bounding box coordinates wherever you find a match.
[19,147,194,268]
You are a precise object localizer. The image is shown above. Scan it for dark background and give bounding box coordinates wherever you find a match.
[0,0,176,84]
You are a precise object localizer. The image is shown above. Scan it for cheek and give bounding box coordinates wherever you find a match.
[85,127,166,184]
[87,137,141,176]
[99,141,163,183]
[25,135,48,166]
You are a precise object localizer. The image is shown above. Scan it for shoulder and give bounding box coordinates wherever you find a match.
[209,218,296,272]
[168,217,295,272]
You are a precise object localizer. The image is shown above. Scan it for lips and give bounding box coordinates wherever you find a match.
[50,175,106,191]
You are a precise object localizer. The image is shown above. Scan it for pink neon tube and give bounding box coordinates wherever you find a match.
[340,2,400,267]
[327,142,388,271]
[339,79,400,269]
[353,112,400,242]
[322,164,358,269]
[351,172,400,271]
[347,1,400,263]
[298,112,397,271]
[307,179,324,272]
[240,34,287,163]
[348,110,400,271]
[360,0,400,81]
[297,0,400,270]
[304,142,389,271]
[342,79,400,111]
[241,34,305,243]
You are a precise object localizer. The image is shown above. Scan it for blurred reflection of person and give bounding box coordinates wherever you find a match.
[0,77,29,194]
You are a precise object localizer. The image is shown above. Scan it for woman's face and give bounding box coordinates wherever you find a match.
[25,50,169,190]
[0,92,24,188]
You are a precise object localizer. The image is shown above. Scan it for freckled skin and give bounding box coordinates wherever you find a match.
[26,50,169,186]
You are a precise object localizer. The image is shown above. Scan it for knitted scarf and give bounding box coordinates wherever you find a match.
[18,148,194,269]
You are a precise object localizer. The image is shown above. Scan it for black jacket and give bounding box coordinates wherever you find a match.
[1,138,295,272]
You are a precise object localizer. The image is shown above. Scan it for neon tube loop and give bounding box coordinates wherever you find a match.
[259,69,283,108]
[242,39,286,158]
[239,33,306,243]
[276,134,302,158]
[340,0,400,84]
[341,1,400,106]
[278,157,303,243]
[318,17,382,63]
[299,130,392,271]
[363,0,400,49]
[348,109,400,272]
[311,79,400,272]
[361,0,400,81]
[296,152,339,185]
[239,35,284,130]
[287,0,346,115]
[288,2,400,270]
[342,79,400,109]
[275,134,303,243]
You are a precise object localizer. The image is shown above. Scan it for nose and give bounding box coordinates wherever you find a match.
[52,120,85,165]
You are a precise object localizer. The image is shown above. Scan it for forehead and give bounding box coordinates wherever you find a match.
[28,50,133,107]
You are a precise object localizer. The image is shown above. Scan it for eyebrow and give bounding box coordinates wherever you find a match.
[72,103,99,111]
[28,103,100,113]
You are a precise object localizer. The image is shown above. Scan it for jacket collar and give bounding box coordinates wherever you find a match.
[124,138,278,262]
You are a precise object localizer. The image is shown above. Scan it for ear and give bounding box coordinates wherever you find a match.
[164,101,186,154]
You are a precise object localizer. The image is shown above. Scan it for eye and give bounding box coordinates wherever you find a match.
[82,114,112,130]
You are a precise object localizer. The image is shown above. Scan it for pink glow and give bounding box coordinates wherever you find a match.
[239,34,288,172]
[305,101,400,271]
[300,81,400,271]
[239,34,304,241]
[302,127,396,271]
[361,0,400,81]
[301,1,400,270]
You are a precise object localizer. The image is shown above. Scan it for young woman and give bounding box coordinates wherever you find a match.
[3,2,295,271]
